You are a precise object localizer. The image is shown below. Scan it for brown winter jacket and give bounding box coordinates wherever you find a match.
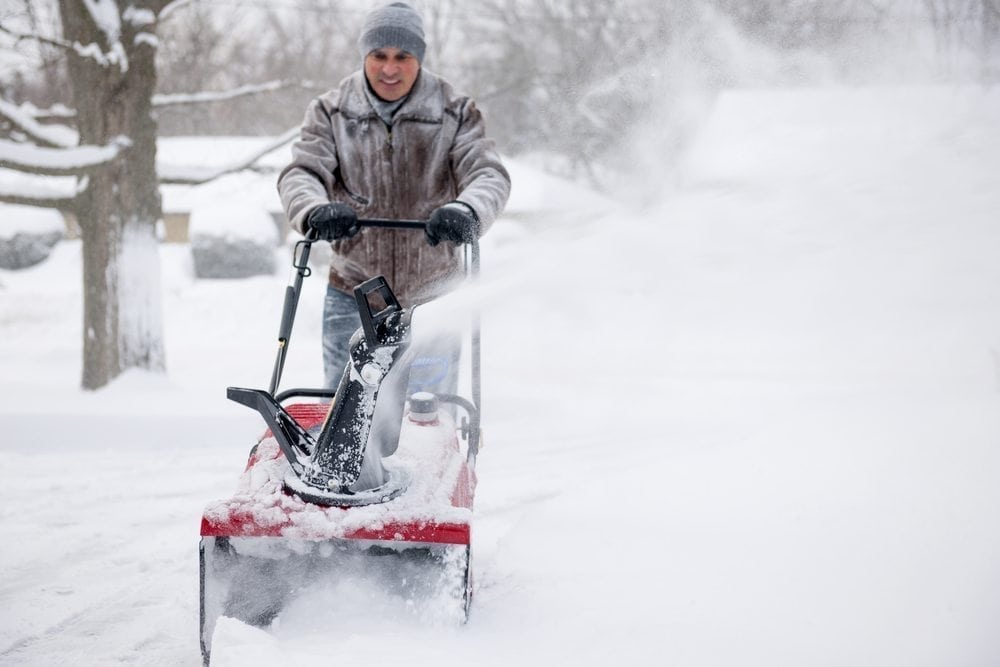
[277,68,511,306]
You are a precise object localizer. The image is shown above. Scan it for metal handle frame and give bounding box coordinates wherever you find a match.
[268,219,482,454]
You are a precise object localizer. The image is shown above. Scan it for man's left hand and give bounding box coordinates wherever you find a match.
[426,203,479,246]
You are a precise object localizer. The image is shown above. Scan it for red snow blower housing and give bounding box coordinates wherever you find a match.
[199,220,482,664]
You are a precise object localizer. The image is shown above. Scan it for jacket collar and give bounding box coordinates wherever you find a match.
[341,68,444,124]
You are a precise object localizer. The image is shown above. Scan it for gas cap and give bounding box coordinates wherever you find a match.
[408,391,439,424]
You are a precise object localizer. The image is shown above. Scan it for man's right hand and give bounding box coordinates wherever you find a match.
[306,203,360,241]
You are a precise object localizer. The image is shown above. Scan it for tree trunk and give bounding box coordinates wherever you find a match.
[59,1,166,389]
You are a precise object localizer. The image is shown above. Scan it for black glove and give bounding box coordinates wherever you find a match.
[306,203,359,241]
[426,203,479,246]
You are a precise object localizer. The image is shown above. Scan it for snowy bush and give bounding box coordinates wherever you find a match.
[0,205,65,270]
[189,203,278,279]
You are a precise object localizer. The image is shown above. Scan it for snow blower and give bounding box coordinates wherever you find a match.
[199,220,481,664]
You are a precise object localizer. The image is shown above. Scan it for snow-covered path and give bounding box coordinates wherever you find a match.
[2,84,999,666]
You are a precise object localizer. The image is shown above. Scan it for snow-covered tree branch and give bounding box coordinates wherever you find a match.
[0,17,127,72]
[0,176,78,210]
[0,20,77,54]
[0,98,77,148]
[152,79,318,108]
[0,95,291,187]
[158,126,298,184]
[157,0,199,23]
[0,137,127,176]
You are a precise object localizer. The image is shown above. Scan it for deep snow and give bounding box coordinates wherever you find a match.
[1,83,1000,666]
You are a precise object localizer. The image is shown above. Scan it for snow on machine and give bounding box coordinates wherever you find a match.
[199,220,482,664]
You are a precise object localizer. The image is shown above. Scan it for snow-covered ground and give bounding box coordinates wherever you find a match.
[2,83,999,666]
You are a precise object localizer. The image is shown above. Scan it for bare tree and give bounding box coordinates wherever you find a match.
[153,0,357,135]
[421,0,460,70]
[0,0,67,106]
[154,0,247,134]
[707,0,895,50]
[923,0,1000,77]
[433,0,683,183]
[0,0,299,389]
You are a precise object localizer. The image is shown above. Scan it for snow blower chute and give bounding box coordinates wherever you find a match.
[199,219,481,664]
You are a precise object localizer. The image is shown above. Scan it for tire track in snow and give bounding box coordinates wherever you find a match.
[0,569,198,665]
[0,434,221,663]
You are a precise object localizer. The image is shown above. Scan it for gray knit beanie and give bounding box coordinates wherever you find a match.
[358,2,426,63]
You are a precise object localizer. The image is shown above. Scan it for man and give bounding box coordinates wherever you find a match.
[278,2,511,388]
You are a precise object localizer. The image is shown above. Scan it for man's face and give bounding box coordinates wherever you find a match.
[364,47,420,101]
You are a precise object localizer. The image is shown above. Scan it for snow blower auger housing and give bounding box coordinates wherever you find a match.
[199,220,482,665]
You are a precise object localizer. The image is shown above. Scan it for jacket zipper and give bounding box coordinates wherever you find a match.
[386,123,396,289]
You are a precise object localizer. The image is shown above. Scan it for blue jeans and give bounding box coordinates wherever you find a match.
[322,285,460,396]
[322,286,363,389]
